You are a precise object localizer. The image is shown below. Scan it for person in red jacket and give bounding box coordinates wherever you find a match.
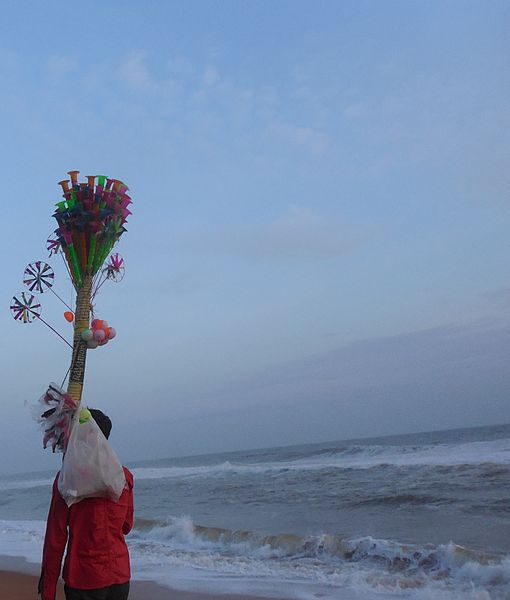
[39,409,134,600]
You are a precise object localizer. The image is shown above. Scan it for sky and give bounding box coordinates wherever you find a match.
[1,1,509,473]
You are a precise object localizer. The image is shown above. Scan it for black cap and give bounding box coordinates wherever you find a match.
[89,409,112,440]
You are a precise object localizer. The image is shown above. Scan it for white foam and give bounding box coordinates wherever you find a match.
[0,520,46,564]
[131,461,269,480]
[131,517,510,599]
[300,437,510,469]
[0,477,53,492]
[130,438,510,482]
[0,518,507,600]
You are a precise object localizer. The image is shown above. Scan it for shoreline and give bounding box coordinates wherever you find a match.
[0,556,288,600]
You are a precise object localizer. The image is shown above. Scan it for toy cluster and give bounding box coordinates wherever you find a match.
[53,172,132,289]
[81,319,117,349]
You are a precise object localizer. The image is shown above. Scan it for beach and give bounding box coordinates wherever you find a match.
[0,571,285,600]
[0,557,284,600]
[0,424,508,599]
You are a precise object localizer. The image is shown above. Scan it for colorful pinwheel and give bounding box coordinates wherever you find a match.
[105,253,125,282]
[24,261,55,294]
[10,292,42,323]
[47,236,61,257]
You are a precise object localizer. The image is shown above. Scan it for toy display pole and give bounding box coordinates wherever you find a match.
[67,274,93,403]
[10,170,133,459]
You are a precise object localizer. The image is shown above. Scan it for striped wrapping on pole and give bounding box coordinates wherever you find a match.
[67,275,93,404]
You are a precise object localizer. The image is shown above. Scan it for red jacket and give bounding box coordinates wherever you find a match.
[40,467,134,600]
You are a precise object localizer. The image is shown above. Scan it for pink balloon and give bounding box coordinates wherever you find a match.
[93,329,106,341]
[107,327,117,340]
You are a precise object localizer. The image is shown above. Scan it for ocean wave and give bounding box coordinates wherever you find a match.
[133,515,498,564]
[289,438,510,469]
[128,515,510,599]
[5,438,509,492]
[345,493,455,508]
[0,517,508,599]
[131,461,268,480]
[130,438,510,482]
[0,477,53,492]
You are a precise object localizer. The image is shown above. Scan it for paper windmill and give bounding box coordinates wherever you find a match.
[10,292,42,323]
[105,253,125,282]
[47,236,61,257]
[24,261,55,294]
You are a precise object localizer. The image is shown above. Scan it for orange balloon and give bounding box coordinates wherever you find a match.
[64,311,75,323]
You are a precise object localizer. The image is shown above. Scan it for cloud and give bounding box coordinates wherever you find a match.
[483,288,510,313]
[342,102,368,120]
[203,66,219,85]
[169,206,367,261]
[267,121,328,155]
[189,318,510,444]
[85,53,333,161]
[167,56,196,78]
[118,52,153,90]
[46,55,77,77]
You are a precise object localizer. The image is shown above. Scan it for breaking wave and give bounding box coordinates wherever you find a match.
[0,515,508,599]
[130,437,510,482]
[128,516,510,599]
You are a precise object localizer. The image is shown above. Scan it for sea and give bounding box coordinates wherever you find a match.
[0,423,509,599]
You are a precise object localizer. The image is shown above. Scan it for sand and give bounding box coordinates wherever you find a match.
[0,556,285,600]
[0,572,282,599]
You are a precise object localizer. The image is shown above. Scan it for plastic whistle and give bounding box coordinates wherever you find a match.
[58,180,71,194]
[67,170,80,187]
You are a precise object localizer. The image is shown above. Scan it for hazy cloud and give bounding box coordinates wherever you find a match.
[484,287,510,311]
[267,121,328,155]
[343,102,368,120]
[185,318,510,446]
[169,206,366,261]
[118,51,153,90]
[203,66,219,85]
[46,55,77,77]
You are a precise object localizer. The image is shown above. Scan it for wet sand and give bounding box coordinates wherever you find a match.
[0,556,286,600]
[0,571,285,599]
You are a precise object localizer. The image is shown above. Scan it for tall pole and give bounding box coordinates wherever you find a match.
[67,274,93,403]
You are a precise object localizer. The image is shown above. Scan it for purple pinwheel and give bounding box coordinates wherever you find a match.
[47,236,61,257]
[10,292,42,323]
[23,261,55,294]
[105,253,125,282]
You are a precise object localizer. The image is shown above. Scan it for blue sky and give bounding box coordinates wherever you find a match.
[1,1,509,472]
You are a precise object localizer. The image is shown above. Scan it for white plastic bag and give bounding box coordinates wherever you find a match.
[58,408,126,507]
